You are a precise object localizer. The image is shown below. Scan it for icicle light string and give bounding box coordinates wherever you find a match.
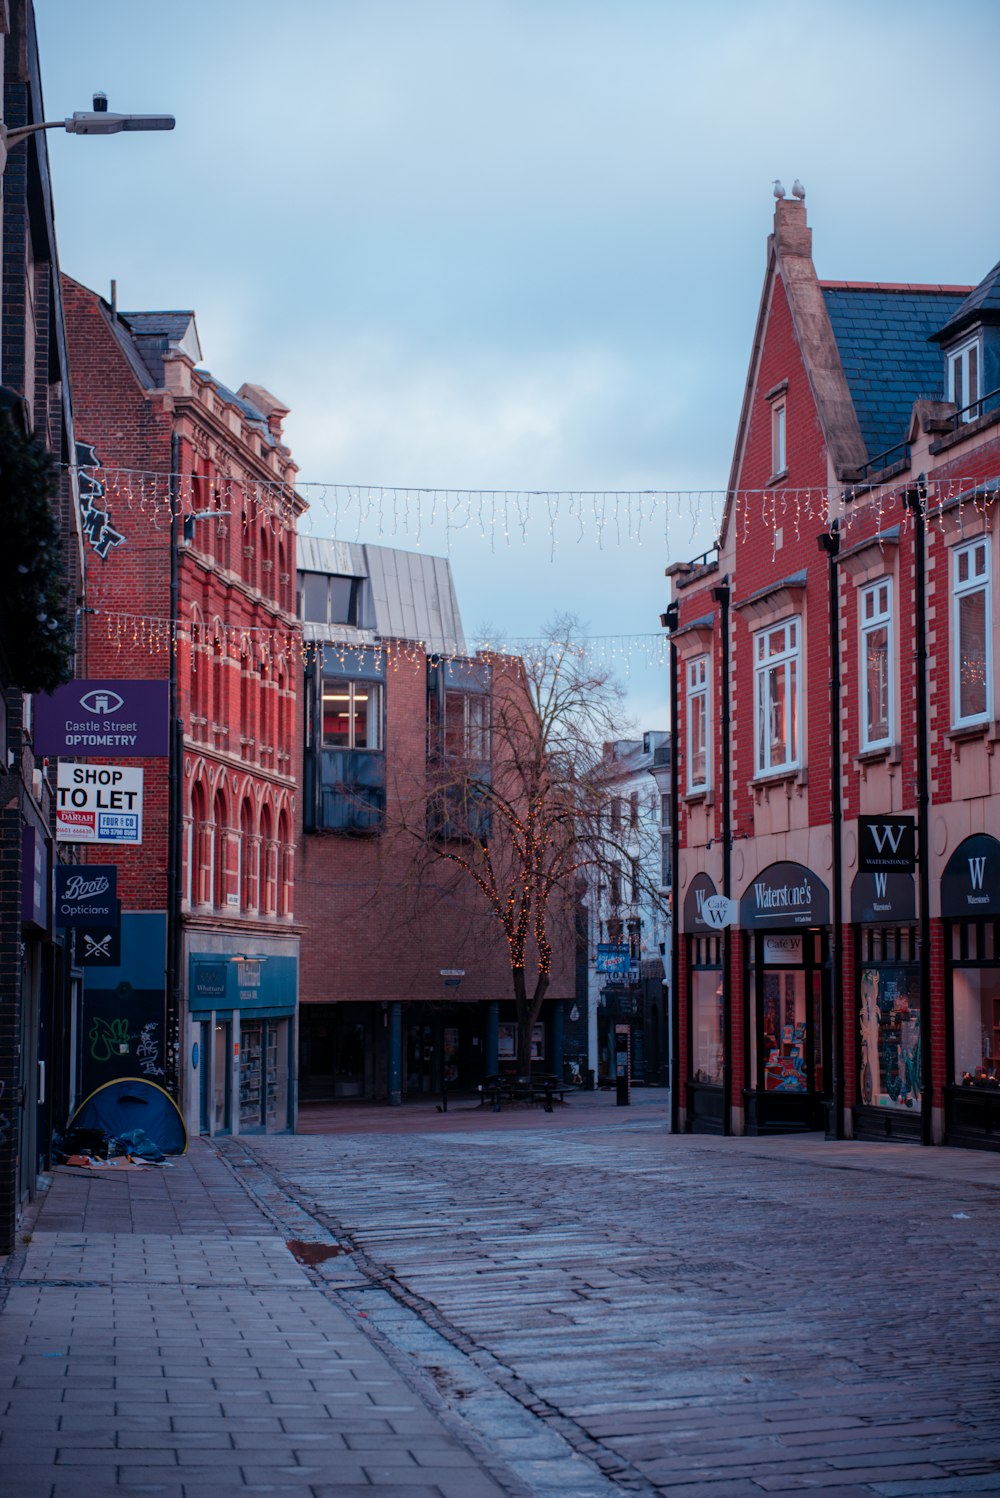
[65,462,1000,554]
[83,605,672,674]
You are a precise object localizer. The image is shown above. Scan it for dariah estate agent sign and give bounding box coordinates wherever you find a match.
[56,763,143,844]
[54,866,118,927]
[34,680,168,757]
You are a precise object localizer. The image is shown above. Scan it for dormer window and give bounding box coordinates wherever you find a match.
[948,335,981,422]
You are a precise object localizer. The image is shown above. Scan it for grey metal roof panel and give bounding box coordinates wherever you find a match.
[822,287,966,463]
[297,537,466,655]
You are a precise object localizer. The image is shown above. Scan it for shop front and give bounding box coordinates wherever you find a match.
[851,871,921,1142]
[741,862,830,1134]
[943,834,1000,1151]
[683,873,725,1133]
[187,938,298,1136]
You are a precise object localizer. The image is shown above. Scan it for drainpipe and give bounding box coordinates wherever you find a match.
[663,602,681,1135]
[905,479,933,1148]
[166,431,182,1099]
[818,525,844,1139]
[711,579,732,1136]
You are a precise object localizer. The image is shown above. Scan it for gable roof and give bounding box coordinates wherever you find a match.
[931,258,1000,344]
[821,284,968,464]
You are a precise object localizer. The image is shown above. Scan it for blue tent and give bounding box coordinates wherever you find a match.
[67,1078,187,1156]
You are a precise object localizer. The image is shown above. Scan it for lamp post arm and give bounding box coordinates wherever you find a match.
[0,111,175,173]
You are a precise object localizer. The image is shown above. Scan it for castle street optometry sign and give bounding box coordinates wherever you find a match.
[34,679,168,757]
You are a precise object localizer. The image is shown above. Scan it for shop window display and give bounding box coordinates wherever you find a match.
[691,969,723,1084]
[953,968,1000,1088]
[859,966,921,1109]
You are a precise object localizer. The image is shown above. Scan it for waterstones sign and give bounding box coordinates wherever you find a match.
[740,862,830,929]
[858,815,916,873]
[942,835,1000,918]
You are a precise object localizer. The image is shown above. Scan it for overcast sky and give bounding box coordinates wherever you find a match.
[37,0,1000,727]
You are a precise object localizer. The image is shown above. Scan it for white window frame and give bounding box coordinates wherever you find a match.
[859,578,893,751]
[753,617,801,776]
[952,537,992,728]
[686,654,710,793]
[772,400,787,476]
[948,336,982,423]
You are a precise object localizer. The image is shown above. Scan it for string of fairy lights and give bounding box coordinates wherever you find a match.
[70,463,1000,666]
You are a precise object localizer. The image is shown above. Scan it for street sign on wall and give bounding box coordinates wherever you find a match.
[34,679,168,757]
[56,763,143,844]
[54,865,118,927]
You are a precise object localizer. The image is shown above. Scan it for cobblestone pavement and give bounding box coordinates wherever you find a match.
[219,1092,1000,1498]
[0,1136,529,1498]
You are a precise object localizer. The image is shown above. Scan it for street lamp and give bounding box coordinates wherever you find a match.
[0,92,175,174]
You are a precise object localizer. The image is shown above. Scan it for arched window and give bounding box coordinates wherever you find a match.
[240,799,256,912]
[259,804,275,915]
[211,619,226,729]
[212,789,227,910]
[278,808,293,918]
[189,780,209,906]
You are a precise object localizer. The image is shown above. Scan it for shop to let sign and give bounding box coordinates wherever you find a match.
[56,763,144,844]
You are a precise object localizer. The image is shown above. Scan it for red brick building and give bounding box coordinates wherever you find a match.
[62,277,304,1136]
[296,537,576,1101]
[666,195,1000,1150]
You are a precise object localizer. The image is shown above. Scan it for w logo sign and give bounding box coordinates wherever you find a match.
[858,815,916,873]
[874,873,888,898]
[969,857,987,892]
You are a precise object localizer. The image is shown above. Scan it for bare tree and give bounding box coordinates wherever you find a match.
[396,616,666,1073]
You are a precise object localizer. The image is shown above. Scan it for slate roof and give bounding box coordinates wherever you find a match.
[932,259,1000,343]
[118,310,201,385]
[821,285,967,465]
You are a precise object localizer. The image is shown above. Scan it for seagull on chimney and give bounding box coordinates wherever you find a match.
[792,179,806,200]
[773,179,786,199]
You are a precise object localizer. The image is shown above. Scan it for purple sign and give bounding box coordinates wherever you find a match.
[54,865,118,928]
[34,680,169,758]
[21,827,50,929]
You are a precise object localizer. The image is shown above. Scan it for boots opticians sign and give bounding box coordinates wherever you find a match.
[54,866,118,927]
[858,815,916,873]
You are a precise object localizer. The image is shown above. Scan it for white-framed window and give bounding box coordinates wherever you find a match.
[952,538,991,727]
[686,654,710,792]
[948,336,981,422]
[321,678,382,749]
[772,401,787,475]
[754,617,800,774]
[860,578,893,750]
